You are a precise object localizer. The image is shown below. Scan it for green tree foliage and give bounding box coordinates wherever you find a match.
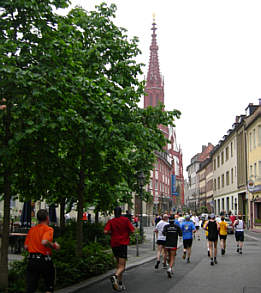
[0,1,181,288]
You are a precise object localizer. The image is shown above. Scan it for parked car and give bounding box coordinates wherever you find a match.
[224,217,234,234]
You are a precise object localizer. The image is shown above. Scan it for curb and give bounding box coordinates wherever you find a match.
[54,255,156,293]
[55,242,182,293]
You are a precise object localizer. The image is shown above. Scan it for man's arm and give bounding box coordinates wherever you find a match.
[104,221,111,235]
[41,229,60,250]
[203,221,208,231]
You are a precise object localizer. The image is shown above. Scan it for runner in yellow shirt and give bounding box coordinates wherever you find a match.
[219,216,228,255]
[203,216,210,257]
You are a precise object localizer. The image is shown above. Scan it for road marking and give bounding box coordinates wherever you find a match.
[245,233,260,241]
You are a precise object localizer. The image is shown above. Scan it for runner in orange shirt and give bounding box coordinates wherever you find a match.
[24,209,60,293]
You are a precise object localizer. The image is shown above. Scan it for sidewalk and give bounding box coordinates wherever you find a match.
[55,227,157,293]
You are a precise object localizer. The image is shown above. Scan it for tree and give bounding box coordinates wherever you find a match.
[0,0,69,288]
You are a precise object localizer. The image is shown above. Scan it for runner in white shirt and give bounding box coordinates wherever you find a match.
[233,214,245,254]
[154,214,169,269]
[191,214,201,241]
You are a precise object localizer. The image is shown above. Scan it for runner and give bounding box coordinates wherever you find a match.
[203,216,210,257]
[178,213,185,226]
[104,207,135,291]
[204,213,219,266]
[162,216,182,278]
[154,214,169,269]
[233,214,245,255]
[154,214,162,226]
[181,215,196,263]
[219,216,228,255]
[191,213,200,241]
[24,209,60,293]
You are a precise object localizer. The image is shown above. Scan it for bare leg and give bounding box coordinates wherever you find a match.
[116,258,126,282]
[224,240,226,250]
[157,245,163,261]
[168,250,176,268]
[214,241,218,258]
[187,247,191,259]
[209,241,213,259]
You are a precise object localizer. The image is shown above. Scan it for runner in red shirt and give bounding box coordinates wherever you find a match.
[104,207,134,291]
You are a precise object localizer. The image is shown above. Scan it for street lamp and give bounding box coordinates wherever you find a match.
[137,171,145,242]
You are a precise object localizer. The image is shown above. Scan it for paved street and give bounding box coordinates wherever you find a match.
[78,230,261,293]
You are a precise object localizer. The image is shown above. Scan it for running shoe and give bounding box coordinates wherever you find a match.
[187,258,191,263]
[214,258,218,264]
[208,250,210,257]
[167,268,172,278]
[239,250,242,255]
[155,260,160,269]
[110,275,120,291]
[210,259,214,266]
[221,249,225,255]
[162,263,167,269]
[119,283,126,291]
[236,247,239,253]
[182,252,186,259]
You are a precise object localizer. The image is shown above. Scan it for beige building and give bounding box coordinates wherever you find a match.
[245,103,261,231]
[213,126,239,215]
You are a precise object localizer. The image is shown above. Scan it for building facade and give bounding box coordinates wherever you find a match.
[186,143,214,210]
[213,127,239,216]
[245,102,261,231]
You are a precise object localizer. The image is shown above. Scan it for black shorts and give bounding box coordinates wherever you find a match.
[112,245,128,259]
[235,231,244,242]
[208,236,218,242]
[183,239,193,249]
[157,240,166,246]
[196,226,200,230]
[27,257,55,293]
[219,235,227,240]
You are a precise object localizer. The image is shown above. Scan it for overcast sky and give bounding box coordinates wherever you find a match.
[68,0,261,174]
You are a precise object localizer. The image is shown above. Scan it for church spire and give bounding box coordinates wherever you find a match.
[144,15,164,108]
[146,15,162,88]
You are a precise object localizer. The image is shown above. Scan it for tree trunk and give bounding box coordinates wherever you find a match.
[0,107,11,289]
[76,147,86,257]
[60,199,65,234]
[95,210,99,223]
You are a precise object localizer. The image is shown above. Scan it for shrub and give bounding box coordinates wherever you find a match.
[7,238,115,292]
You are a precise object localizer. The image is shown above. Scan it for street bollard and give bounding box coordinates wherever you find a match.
[136,233,139,257]
[153,230,155,251]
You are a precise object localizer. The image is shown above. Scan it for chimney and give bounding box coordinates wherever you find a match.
[235,116,239,123]
[202,145,206,152]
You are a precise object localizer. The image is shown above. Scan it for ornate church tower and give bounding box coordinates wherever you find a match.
[144,16,164,108]
[143,16,185,212]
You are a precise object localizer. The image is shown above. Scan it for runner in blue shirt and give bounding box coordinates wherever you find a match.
[181,215,196,263]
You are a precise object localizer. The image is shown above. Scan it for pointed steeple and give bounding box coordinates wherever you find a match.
[147,16,162,87]
[144,15,164,108]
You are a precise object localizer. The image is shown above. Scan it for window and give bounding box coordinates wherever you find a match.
[253,129,256,149]
[259,161,261,177]
[149,94,153,106]
[217,156,220,168]
[231,142,233,157]
[221,174,224,188]
[155,180,158,190]
[250,132,252,151]
[226,171,229,185]
[254,163,257,178]
[231,168,234,184]
[222,198,224,211]
[258,125,261,146]
[214,179,216,191]
[218,177,220,189]
[221,151,224,165]
[226,147,229,161]
[250,165,253,177]
[214,159,216,170]
[150,180,153,189]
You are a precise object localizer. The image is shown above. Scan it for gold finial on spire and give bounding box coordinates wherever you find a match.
[152,13,156,22]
